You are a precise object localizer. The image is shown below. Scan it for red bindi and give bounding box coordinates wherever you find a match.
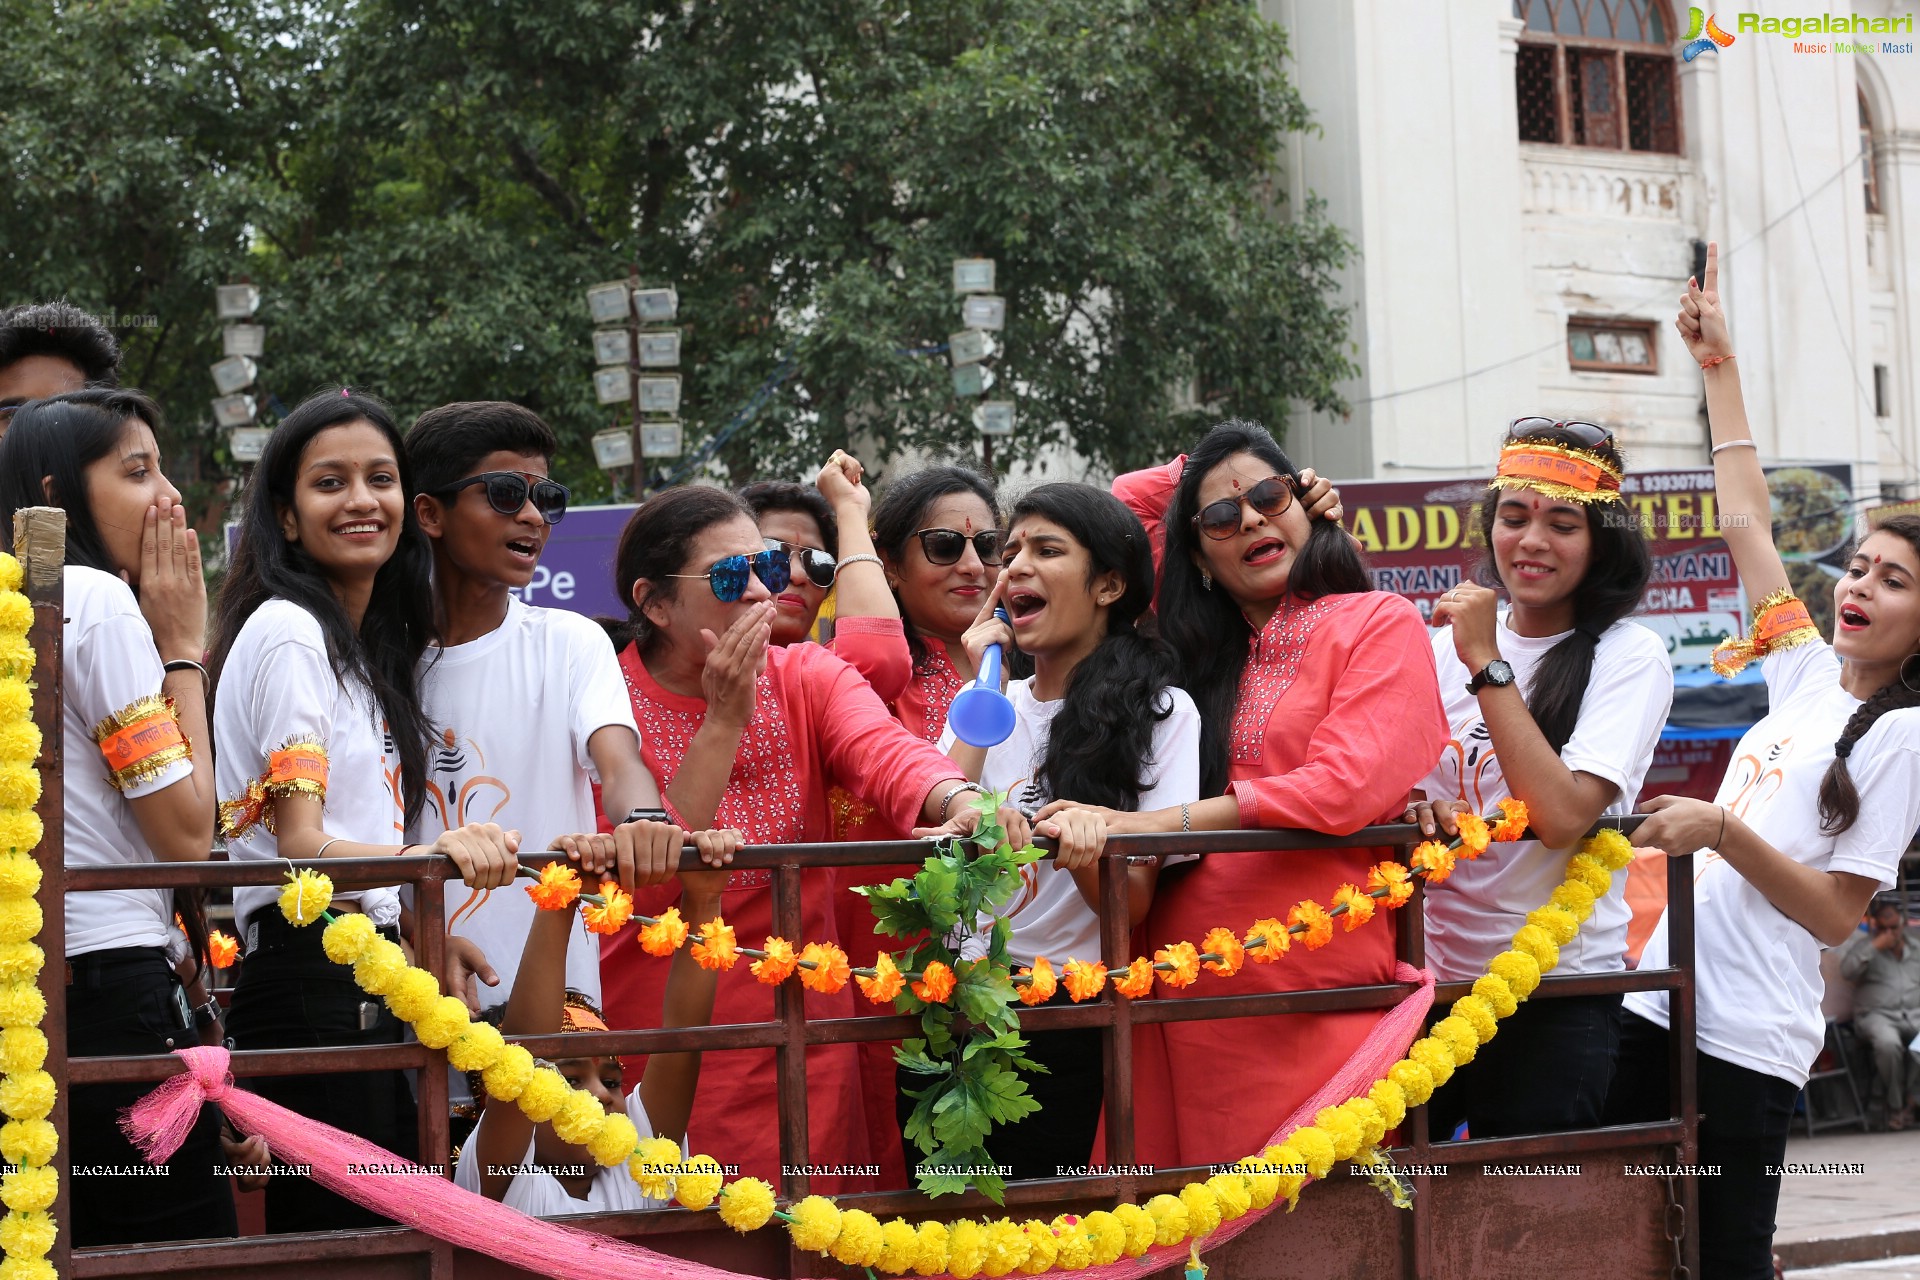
[963,517,974,535]
[1874,554,1884,565]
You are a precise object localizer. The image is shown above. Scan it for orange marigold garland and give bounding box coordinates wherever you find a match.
[1490,798,1529,843]
[691,918,739,971]
[580,883,634,935]
[856,952,905,1003]
[751,937,798,985]
[797,942,850,995]
[911,960,956,1004]
[1060,959,1108,1002]
[1154,941,1202,989]
[207,930,240,969]
[1199,927,1245,976]
[637,906,689,957]
[1454,812,1491,858]
[1015,957,1057,1006]
[1329,884,1376,932]
[524,862,582,911]
[1245,918,1291,962]
[1112,957,1154,998]
[1287,900,1334,951]
[1410,840,1457,884]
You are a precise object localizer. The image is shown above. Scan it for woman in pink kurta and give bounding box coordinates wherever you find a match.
[595,486,1014,1193]
[1050,420,1447,1167]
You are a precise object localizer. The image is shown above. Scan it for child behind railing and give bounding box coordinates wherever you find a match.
[456,847,730,1215]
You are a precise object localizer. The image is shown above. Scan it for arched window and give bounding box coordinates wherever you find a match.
[1514,0,1682,155]
[1860,90,1882,215]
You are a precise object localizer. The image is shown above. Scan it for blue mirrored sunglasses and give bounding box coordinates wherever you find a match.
[665,549,791,602]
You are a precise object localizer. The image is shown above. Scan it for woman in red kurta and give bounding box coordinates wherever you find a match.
[598,486,1020,1192]
[830,464,1006,1179]
[1049,419,1447,1167]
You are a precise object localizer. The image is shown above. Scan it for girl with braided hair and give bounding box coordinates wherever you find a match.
[1604,244,1920,1279]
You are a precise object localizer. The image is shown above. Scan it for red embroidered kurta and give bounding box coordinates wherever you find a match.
[828,641,967,1185]
[1115,464,1448,1167]
[599,640,961,1192]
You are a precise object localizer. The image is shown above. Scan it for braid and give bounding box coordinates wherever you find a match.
[1818,677,1920,834]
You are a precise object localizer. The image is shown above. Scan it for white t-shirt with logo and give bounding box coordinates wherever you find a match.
[942,678,1202,970]
[1627,638,1920,1086]
[62,566,194,957]
[1417,615,1672,981]
[413,598,638,1007]
[216,599,405,935]
[452,1086,680,1217]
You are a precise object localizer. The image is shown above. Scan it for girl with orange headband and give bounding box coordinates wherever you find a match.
[1407,419,1671,1139]
[1605,243,1920,1278]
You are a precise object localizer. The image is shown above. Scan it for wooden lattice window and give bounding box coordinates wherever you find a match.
[1513,0,1682,155]
[1569,318,1659,374]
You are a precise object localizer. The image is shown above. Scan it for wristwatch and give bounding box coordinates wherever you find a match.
[623,808,671,826]
[1466,659,1516,695]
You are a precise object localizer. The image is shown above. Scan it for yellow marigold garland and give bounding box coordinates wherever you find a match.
[261,799,1637,1275]
[0,555,55,1280]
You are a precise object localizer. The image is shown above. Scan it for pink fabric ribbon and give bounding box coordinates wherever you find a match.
[119,970,1433,1280]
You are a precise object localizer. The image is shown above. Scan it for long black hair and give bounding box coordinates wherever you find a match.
[607,486,756,654]
[0,388,165,573]
[1474,424,1651,755]
[1159,419,1372,796]
[208,389,437,825]
[1819,513,1920,834]
[871,463,1000,665]
[1010,484,1177,811]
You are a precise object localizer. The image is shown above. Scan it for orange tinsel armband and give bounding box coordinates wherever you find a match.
[91,695,190,793]
[1711,589,1820,677]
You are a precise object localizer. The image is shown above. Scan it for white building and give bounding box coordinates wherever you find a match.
[1272,0,1920,501]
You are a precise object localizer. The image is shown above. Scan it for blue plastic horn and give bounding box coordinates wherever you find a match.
[947,608,1017,748]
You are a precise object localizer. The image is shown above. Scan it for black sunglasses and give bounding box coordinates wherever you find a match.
[766,538,838,589]
[1192,475,1295,541]
[666,549,791,602]
[439,470,570,525]
[1506,417,1614,450]
[913,527,1004,567]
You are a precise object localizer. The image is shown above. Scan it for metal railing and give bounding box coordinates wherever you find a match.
[17,517,1699,1279]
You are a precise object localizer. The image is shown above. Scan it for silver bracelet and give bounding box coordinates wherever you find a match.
[162,658,210,688]
[1180,802,1191,833]
[937,782,984,822]
[1710,439,1757,456]
[314,837,343,858]
[835,552,883,576]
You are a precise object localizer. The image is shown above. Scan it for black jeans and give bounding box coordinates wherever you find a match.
[225,911,417,1234]
[1426,991,1622,1140]
[895,988,1105,1183]
[1604,1011,1799,1280]
[67,947,236,1246]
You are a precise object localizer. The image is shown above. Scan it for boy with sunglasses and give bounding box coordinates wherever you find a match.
[405,402,688,1020]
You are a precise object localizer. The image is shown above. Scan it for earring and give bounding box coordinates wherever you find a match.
[1201,569,1213,591]
[1903,653,1920,694]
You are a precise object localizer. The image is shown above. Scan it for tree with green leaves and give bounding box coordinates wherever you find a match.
[1,0,1353,509]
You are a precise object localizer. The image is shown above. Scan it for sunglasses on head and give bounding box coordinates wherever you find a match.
[1192,475,1295,541]
[666,548,792,602]
[438,470,570,525]
[766,539,838,589]
[1506,417,1614,450]
[913,527,1005,566]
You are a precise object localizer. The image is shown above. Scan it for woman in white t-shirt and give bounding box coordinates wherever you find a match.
[1603,245,1920,1279]
[207,388,522,1235]
[940,482,1201,1180]
[1407,420,1672,1140]
[0,389,237,1244]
